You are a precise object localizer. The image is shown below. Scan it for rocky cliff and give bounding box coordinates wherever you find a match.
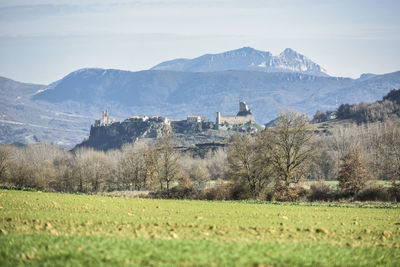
[75,115,263,153]
[76,117,170,151]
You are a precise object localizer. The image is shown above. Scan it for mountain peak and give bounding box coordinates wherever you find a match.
[151,47,329,76]
[282,48,297,55]
[237,46,257,52]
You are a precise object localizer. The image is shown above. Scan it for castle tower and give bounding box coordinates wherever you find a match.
[216,112,221,125]
[102,110,108,119]
[239,101,249,113]
[237,101,252,116]
[94,110,116,127]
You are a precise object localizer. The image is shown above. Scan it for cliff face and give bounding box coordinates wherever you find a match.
[170,120,214,134]
[75,113,264,152]
[75,116,221,151]
[76,117,170,151]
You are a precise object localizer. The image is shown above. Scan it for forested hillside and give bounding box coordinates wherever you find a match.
[336,88,400,123]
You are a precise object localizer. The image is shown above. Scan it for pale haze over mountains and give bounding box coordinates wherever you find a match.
[1,47,400,148]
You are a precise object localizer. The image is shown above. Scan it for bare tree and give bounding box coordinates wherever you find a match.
[89,151,110,192]
[0,144,10,182]
[74,148,110,192]
[144,145,160,189]
[264,112,314,188]
[6,144,65,189]
[53,154,78,192]
[227,134,270,197]
[119,143,146,190]
[308,139,336,181]
[204,148,227,180]
[374,122,400,181]
[155,131,181,190]
[189,164,210,188]
[105,149,123,190]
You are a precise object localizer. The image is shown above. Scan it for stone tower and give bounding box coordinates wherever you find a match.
[94,110,116,127]
[216,112,221,125]
[237,101,252,116]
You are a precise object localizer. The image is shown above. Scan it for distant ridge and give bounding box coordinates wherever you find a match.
[1,46,400,148]
[33,68,400,125]
[151,47,329,77]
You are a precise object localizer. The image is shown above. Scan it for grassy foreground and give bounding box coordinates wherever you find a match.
[0,190,399,266]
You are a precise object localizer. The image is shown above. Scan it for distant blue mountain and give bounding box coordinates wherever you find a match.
[151,47,329,77]
[2,47,400,147]
[33,68,400,124]
[357,73,378,82]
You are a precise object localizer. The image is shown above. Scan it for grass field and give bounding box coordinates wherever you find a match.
[1,190,400,266]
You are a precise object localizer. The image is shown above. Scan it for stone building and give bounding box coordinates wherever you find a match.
[187,115,202,123]
[216,101,255,125]
[94,110,116,127]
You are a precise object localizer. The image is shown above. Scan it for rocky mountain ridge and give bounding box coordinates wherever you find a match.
[1,47,400,148]
[151,47,329,77]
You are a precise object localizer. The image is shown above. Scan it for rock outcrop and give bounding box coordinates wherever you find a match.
[76,102,265,152]
[76,116,169,151]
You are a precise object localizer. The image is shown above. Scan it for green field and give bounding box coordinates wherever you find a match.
[1,190,400,266]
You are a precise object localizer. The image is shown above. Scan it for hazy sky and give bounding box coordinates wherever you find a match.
[0,0,399,84]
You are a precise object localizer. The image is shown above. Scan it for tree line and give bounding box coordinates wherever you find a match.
[0,111,399,201]
[0,131,225,194]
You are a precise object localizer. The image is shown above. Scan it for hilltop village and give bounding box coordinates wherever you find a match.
[77,102,264,151]
[95,101,256,129]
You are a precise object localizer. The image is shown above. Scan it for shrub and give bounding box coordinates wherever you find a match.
[0,185,38,192]
[276,186,309,202]
[309,182,333,201]
[228,182,252,200]
[148,186,200,199]
[388,181,400,201]
[354,185,390,201]
[261,185,309,202]
[259,187,275,201]
[203,184,231,200]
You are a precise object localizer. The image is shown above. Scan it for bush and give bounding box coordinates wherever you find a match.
[148,186,200,199]
[277,186,309,202]
[147,182,254,201]
[261,185,309,202]
[0,185,38,192]
[259,187,275,201]
[229,182,252,200]
[203,184,231,200]
[354,185,390,201]
[388,182,400,201]
[309,182,333,201]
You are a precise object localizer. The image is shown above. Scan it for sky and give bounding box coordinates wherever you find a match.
[0,0,399,84]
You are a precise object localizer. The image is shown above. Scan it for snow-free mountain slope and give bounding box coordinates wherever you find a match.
[2,69,400,147]
[33,69,400,125]
[151,47,329,77]
[0,76,44,99]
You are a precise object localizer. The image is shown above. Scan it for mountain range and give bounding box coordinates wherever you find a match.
[1,47,400,148]
[151,47,329,77]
